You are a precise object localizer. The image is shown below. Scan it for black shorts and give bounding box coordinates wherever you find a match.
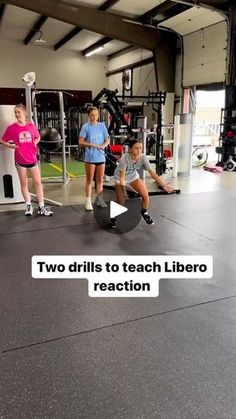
[85,162,105,166]
[15,161,39,169]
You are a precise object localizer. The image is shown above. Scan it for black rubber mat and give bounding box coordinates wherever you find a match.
[1,192,236,418]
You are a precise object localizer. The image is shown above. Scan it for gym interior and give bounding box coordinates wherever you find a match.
[1,1,236,418]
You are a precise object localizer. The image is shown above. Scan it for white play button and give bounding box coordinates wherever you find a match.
[93,186,141,234]
[110,201,128,218]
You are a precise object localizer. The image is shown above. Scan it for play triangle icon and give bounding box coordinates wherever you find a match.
[110,201,128,218]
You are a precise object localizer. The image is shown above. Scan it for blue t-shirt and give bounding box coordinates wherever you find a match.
[79,122,108,163]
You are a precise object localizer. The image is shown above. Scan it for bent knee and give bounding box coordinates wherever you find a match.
[140,191,149,200]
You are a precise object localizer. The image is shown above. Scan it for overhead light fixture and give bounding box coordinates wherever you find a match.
[34,30,46,45]
[85,45,104,57]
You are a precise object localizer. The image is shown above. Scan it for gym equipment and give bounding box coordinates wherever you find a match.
[224,156,236,171]
[22,72,36,87]
[93,88,133,136]
[192,147,208,167]
[148,188,180,196]
[67,107,84,147]
[23,72,36,121]
[104,152,118,177]
[92,88,180,196]
[0,105,24,204]
[126,186,181,197]
[0,145,24,204]
[146,92,167,176]
[93,88,168,176]
[31,88,70,186]
[39,127,62,152]
[23,73,64,206]
[216,105,236,167]
[104,145,122,177]
[146,133,156,155]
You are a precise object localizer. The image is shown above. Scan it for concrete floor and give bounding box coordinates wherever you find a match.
[1,167,236,419]
[1,166,236,211]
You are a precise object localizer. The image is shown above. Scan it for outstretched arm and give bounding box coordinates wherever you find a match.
[148,169,174,193]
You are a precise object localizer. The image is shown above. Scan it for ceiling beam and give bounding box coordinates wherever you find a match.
[0,3,6,25]
[82,36,113,56]
[2,0,161,51]
[98,0,120,11]
[106,57,154,77]
[54,0,120,52]
[108,46,138,60]
[54,27,82,51]
[84,0,187,56]
[81,1,175,58]
[24,15,47,45]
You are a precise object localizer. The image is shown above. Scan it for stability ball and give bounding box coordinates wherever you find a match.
[39,127,62,152]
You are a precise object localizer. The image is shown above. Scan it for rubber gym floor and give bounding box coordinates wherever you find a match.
[1,171,236,419]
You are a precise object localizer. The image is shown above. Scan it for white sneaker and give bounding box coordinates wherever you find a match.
[25,204,33,216]
[38,206,53,216]
[85,200,93,211]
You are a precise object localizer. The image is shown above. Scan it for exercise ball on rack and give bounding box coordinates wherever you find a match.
[39,127,62,152]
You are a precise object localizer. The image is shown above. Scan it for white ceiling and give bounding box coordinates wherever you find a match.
[0,1,226,56]
[109,0,167,18]
[0,5,38,41]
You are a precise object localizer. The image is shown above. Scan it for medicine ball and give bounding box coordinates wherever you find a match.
[39,127,62,152]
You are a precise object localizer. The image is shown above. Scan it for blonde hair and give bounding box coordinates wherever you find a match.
[14,103,27,113]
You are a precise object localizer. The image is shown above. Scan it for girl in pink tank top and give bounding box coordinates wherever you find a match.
[0,103,53,216]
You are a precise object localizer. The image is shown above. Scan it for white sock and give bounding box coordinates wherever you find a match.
[86,197,91,202]
[39,201,44,208]
[26,200,31,206]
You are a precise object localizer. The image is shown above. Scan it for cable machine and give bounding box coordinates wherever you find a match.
[23,72,70,206]
[93,88,168,175]
[92,88,180,195]
[31,89,71,186]
[93,88,133,136]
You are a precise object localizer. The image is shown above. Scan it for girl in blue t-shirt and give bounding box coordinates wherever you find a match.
[79,106,110,210]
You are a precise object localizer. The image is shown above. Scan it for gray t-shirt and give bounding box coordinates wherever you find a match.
[114,153,151,183]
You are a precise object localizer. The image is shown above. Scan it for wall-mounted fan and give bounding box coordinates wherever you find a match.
[192,147,208,167]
